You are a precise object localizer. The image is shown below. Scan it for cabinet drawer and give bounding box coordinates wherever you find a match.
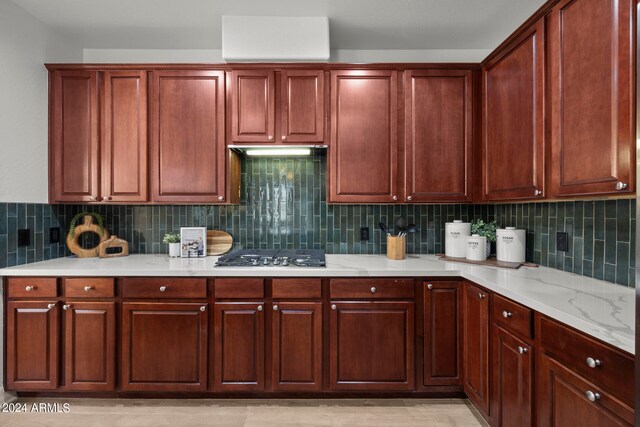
[8,278,57,298]
[539,316,634,406]
[123,278,207,299]
[272,278,321,299]
[330,279,414,299]
[492,294,532,339]
[64,278,115,298]
[214,278,264,299]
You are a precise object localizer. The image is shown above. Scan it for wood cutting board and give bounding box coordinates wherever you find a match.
[207,230,233,256]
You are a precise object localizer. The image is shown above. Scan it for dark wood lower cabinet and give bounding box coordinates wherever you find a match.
[213,302,265,391]
[6,301,59,390]
[330,301,414,391]
[121,302,208,391]
[271,302,322,391]
[537,354,634,426]
[491,327,532,427]
[463,284,490,416]
[65,302,116,390]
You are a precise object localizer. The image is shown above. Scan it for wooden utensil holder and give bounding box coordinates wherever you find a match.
[387,236,406,260]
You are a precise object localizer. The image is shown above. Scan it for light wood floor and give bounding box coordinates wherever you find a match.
[0,398,488,427]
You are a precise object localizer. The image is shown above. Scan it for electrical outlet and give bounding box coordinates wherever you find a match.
[360,227,370,241]
[50,227,61,244]
[557,232,569,252]
[18,229,31,247]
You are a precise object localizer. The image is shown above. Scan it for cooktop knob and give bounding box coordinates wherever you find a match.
[282,258,289,266]
[263,258,269,265]
[273,258,280,265]
[251,259,259,266]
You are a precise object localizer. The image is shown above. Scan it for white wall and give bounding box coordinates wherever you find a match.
[0,0,83,203]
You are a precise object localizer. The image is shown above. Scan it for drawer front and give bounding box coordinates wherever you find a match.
[8,277,57,298]
[64,278,115,298]
[272,278,321,299]
[123,278,207,299]
[539,315,634,406]
[492,294,533,339]
[215,278,264,299]
[330,279,414,299]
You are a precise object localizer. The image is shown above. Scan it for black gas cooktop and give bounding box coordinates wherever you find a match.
[214,249,326,268]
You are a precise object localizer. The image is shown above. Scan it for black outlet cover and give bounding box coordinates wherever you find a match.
[557,232,569,252]
[50,227,61,244]
[18,229,31,247]
[360,227,370,241]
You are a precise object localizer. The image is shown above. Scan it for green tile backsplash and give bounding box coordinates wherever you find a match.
[0,154,635,287]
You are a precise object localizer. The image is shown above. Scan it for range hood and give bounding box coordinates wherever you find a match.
[222,16,330,62]
[228,145,328,157]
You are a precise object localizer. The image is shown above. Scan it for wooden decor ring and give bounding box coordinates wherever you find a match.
[66,215,110,258]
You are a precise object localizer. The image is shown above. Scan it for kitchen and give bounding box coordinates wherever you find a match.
[0,0,637,426]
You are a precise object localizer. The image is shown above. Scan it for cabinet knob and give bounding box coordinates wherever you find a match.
[585,390,601,402]
[407,196,413,201]
[370,287,377,293]
[427,284,433,290]
[534,189,542,196]
[159,286,167,292]
[102,196,112,201]
[392,195,398,201]
[89,196,98,201]
[63,304,71,310]
[331,304,337,310]
[84,286,94,292]
[257,305,263,311]
[47,303,56,309]
[281,135,287,140]
[478,293,486,299]
[586,357,601,368]
[25,285,35,292]
[616,182,628,190]
[273,305,278,311]
[502,311,512,319]
[268,135,273,140]
[200,306,206,312]
[517,346,528,354]
[218,196,224,201]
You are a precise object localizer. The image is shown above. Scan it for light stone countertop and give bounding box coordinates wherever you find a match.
[0,254,635,354]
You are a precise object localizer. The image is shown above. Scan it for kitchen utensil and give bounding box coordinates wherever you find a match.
[406,224,417,234]
[379,222,391,236]
[445,220,471,258]
[395,217,407,235]
[206,230,233,256]
[496,227,526,263]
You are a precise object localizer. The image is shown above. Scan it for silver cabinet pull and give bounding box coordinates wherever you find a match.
[273,305,279,311]
[47,303,56,309]
[517,346,528,354]
[89,196,98,201]
[502,311,512,318]
[585,390,601,402]
[407,196,413,201]
[63,304,71,310]
[586,357,601,368]
[257,305,263,311]
[392,195,398,201]
[25,285,35,292]
[84,286,93,292]
[218,196,224,201]
[159,286,167,292]
[478,293,486,299]
[268,135,273,140]
[102,196,112,201]
[427,284,433,290]
[534,189,542,196]
[331,304,337,310]
[616,182,628,190]
[200,306,206,312]
[282,135,287,140]
[370,287,377,293]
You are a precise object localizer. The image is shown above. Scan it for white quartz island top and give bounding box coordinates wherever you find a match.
[1,254,635,355]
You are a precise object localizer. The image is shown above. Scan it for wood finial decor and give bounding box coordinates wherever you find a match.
[66,215,110,258]
[98,236,129,258]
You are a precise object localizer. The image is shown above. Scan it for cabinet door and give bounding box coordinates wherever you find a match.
[549,0,634,196]
[101,71,148,203]
[50,70,100,203]
[271,302,322,391]
[150,70,226,203]
[405,70,473,203]
[329,70,399,203]
[491,327,532,427]
[329,301,414,391]
[121,302,208,391]
[230,70,276,143]
[463,284,490,415]
[64,302,116,390]
[6,301,59,390]
[537,354,634,426]
[280,70,324,143]
[482,20,545,201]
[213,302,265,391]
[423,281,462,386]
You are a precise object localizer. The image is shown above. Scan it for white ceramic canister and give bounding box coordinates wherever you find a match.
[496,227,526,263]
[445,220,471,258]
[466,234,487,261]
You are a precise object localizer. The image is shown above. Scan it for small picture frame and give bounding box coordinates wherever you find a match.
[180,227,207,258]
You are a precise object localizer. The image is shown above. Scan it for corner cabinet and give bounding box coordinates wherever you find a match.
[482,19,545,201]
[548,0,635,197]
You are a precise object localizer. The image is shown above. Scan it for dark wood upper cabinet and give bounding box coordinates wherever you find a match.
[121,302,208,391]
[463,283,491,417]
[150,70,227,203]
[549,0,635,197]
[50,70,100,203]
[280,70,324,143]
[482,19,545,201]
[101,71,148,203]
[6,301,59,390]
[423,281,462,386]
[405,70,473,203]
[230,70,276,143]
[329,70,399,203]
[64,302,116,391]
[329,301,414,391]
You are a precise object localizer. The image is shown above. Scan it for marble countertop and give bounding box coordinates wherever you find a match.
[0,254,635,354]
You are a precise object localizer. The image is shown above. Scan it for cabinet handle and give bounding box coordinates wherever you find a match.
[84,286,94,292]
[427,284,433,290]
[517,346,528,354]
[63,304,71,310]
[47,303,56,309]
[331,304,337,310]
[478,293,486,299]
[218,196,224,201]
[200,306,206,312]
[25,285,35,292]
[534,189,542,196]
[268,135,273,140]
[585,390,601,402]
[89,196,98,201]
[502,311,512,318]
[616,182,628,191]
[407,196,413,201]
[273,305,278,311]
[102,196,112,201]
[257,305,263,311]
[586,357,601,368]
[392,195,398,201]
[370,287,377,293]
[159,286,167,292]
[281,135,287,140]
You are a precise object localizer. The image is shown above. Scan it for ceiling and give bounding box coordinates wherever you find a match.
[11,0,546,51]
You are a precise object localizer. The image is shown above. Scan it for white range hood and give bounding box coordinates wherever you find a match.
[222,16,330,62]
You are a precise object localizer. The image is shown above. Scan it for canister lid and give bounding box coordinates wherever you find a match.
[506,226,516,230]
[454,220,462,223]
